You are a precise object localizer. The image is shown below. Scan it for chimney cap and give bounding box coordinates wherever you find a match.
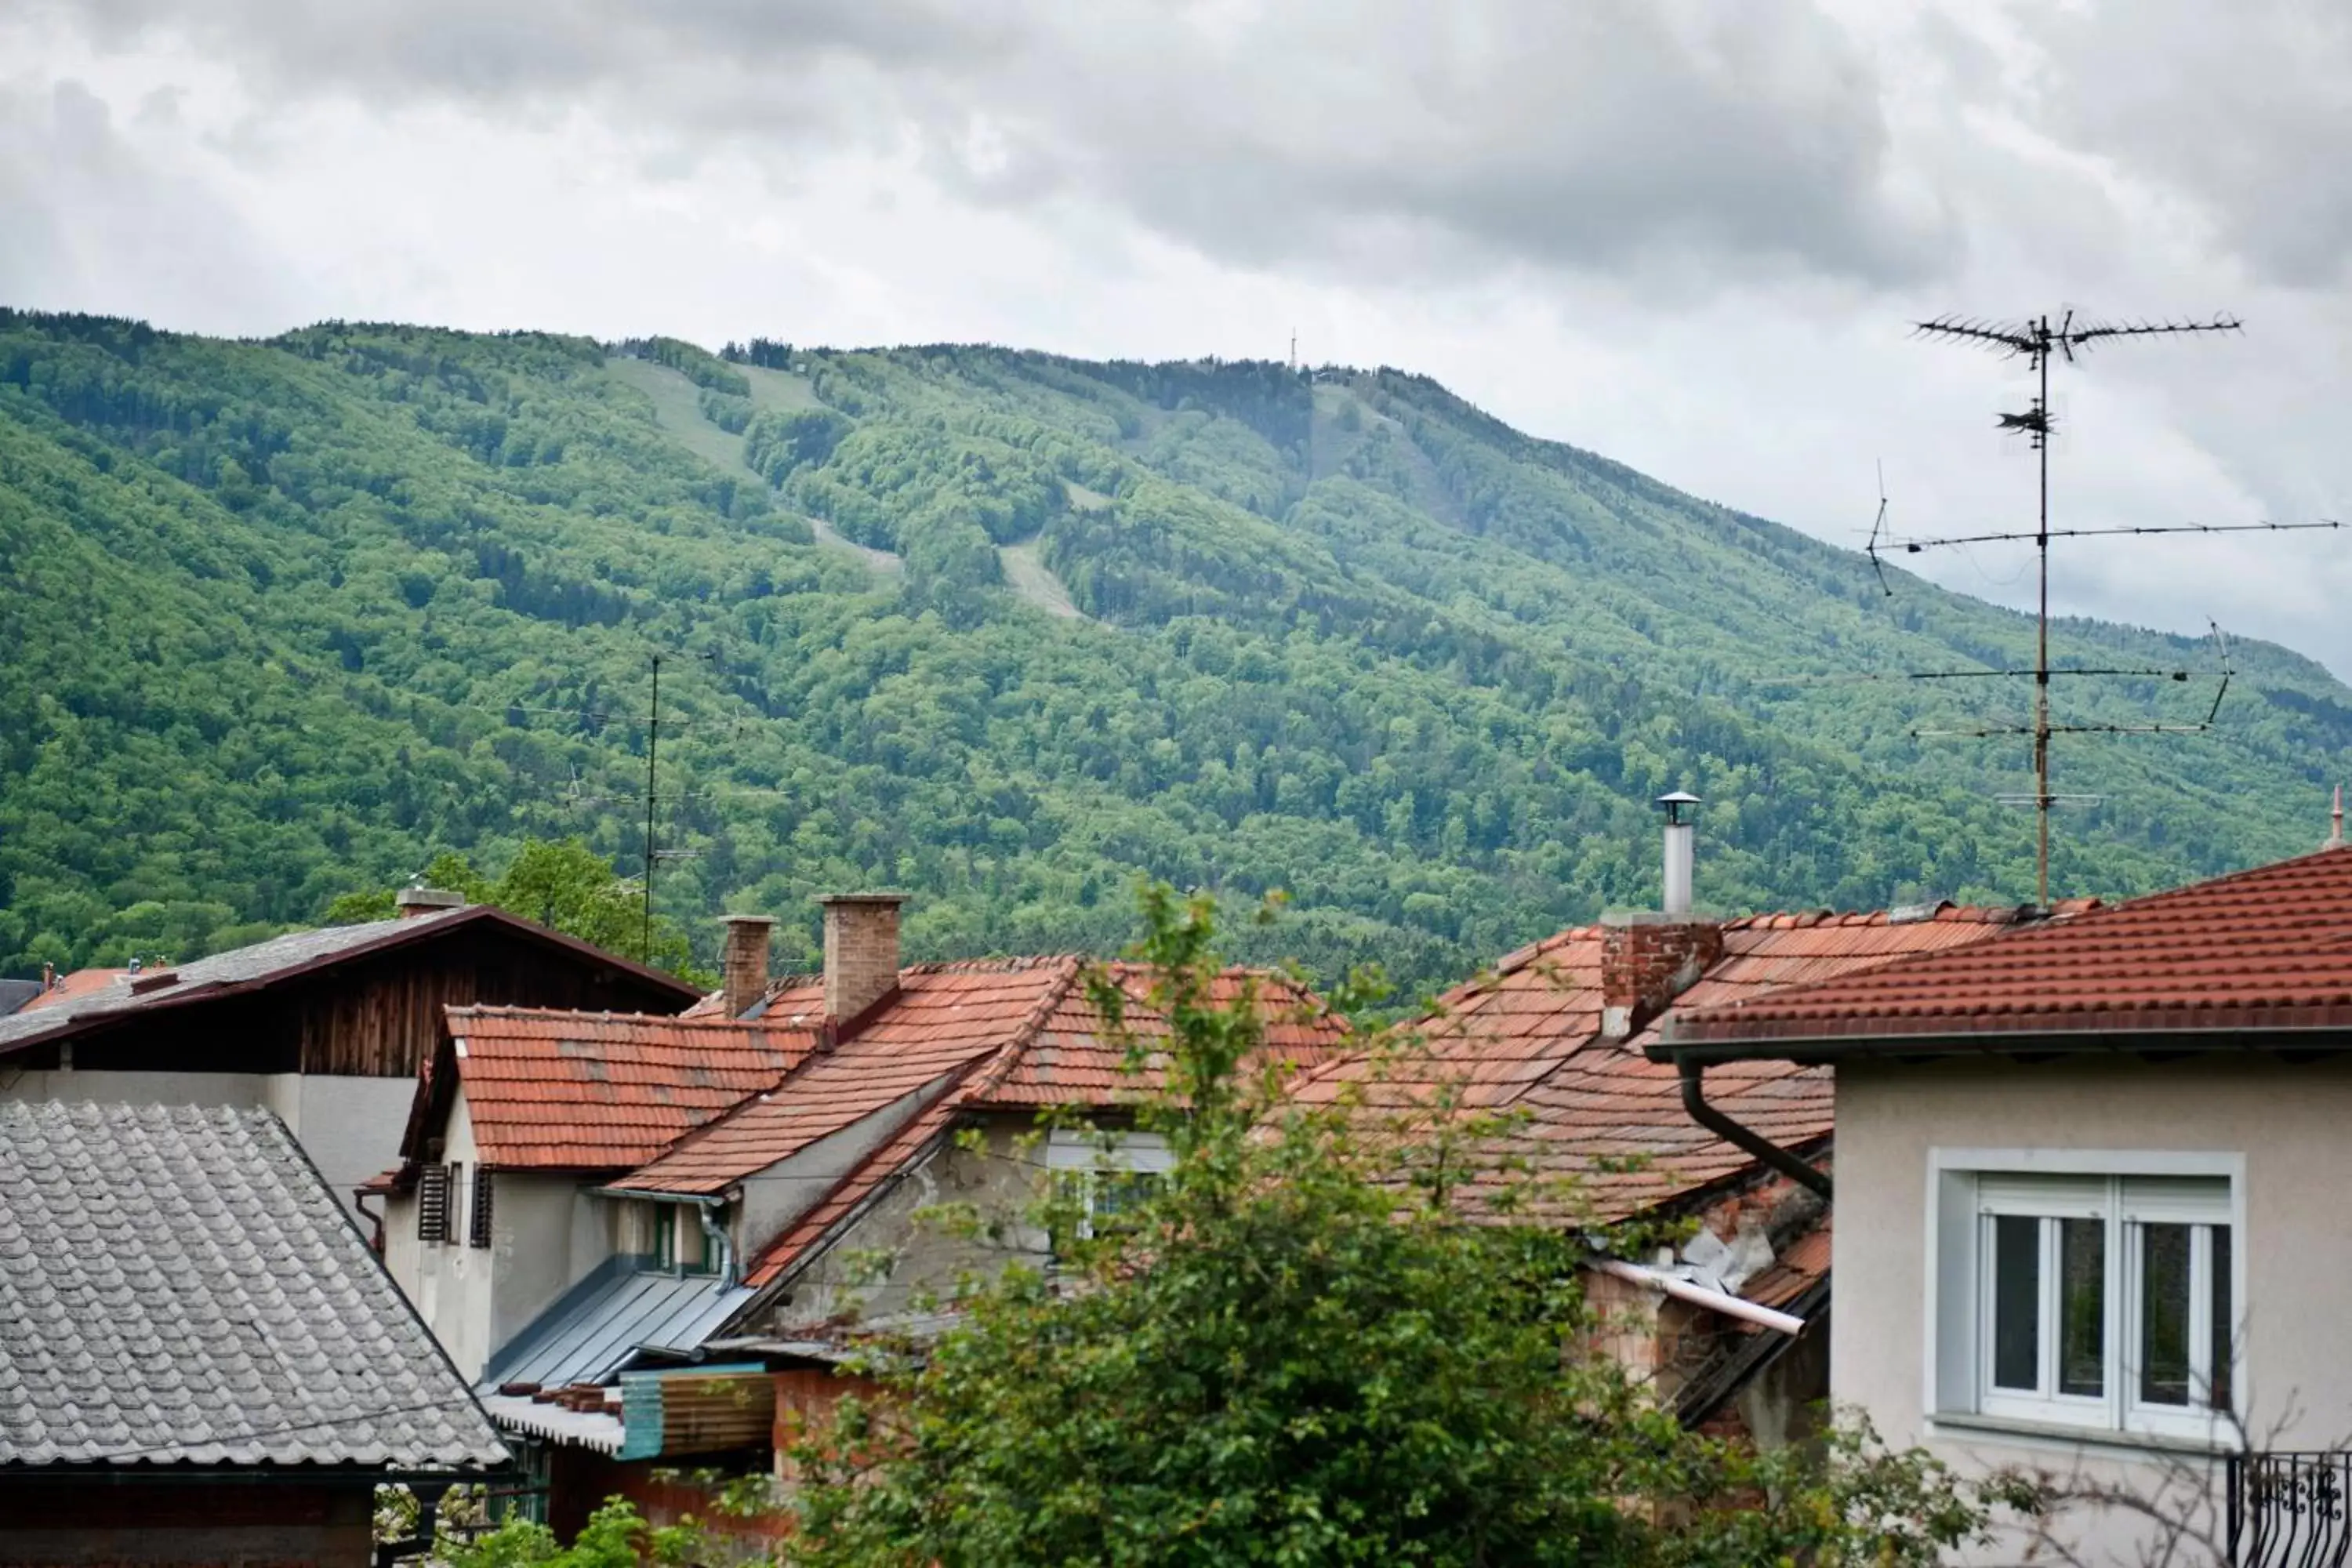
[720,913,779,927]
[817,891,908,908]
[395,886,466,916]
[1656,790,1701,824]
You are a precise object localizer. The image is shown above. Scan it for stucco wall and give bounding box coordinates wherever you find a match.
[385,1088,621,1380]
[490,1176,612,1354]
[764,1115,1051,1331]
[1835,1054,2352,1566]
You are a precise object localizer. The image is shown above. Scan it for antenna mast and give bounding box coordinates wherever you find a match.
[1904,309,2245,908]
[643,652,662,961]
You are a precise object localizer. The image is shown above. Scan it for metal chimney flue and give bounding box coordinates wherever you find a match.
[1657,791,1700,918]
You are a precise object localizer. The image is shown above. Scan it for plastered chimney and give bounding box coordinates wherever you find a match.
[720,915,775,1018]
[396,886,465,920]
[821,894,905,1023]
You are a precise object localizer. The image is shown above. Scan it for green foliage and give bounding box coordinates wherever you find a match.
[326,837,705,978]
[2,312,2347,992]
[779,889,2006,1566]
[441,1499,707,1568]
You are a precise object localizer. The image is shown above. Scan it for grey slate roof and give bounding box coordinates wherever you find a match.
[0,912,464,1051]
[0,978,42,1017]
[0,1101,508,1471]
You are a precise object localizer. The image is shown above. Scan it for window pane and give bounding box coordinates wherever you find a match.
[2209,1226,2233,1410]
[2059,1218,2105,1397]
[2140,1223,2193,1405]
[1993,1215,2042,1391]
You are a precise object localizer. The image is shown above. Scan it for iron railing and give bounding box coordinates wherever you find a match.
[2230,1452,2352,1567]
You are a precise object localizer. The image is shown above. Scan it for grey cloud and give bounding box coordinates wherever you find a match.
[2017,0,2352,288]
[0,76,304,330]
[36,0,1953,288]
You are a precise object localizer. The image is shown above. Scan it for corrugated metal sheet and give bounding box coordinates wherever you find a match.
[617,1363,775,1461]
[482,1262,753,1392]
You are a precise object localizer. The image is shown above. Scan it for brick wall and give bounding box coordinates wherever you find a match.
[1598,918,1724,1036]
[821,896,902,1022]
[720,916,775,1019]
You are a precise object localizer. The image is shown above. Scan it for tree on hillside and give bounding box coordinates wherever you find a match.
[324,837,706,981]
[774,887,2021,1567]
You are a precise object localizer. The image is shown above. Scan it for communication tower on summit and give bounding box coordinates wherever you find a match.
[1878,308,2342,908]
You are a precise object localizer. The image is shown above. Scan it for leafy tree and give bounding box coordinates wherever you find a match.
[440,1498,707,1568]
[6,314,2349,993]
[777,888,2011,1566]
[325,837,706,981]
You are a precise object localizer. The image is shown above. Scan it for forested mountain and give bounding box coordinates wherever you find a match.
[4,310,2348,992]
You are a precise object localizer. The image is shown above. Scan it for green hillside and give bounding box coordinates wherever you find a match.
[4,310,2347,991]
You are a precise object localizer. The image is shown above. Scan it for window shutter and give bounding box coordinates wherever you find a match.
[470,1167,495,1249]
[417,1163,449,1242]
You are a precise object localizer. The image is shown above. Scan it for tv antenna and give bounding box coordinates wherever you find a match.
[1889,308,2281,909]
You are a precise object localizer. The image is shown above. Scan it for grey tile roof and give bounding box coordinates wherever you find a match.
[0,912,466,1051]
[0,979,42,1017]
[0,1101,508,1471]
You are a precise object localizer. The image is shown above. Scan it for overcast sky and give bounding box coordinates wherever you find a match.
[6,0,2350,677]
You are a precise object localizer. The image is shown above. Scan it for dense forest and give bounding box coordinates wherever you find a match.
[4,310,2348,993]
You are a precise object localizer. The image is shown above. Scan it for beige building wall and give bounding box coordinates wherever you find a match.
[382,1088,622,1382]
[766,1116,1052,1332]
[1835,1054,2352,1566]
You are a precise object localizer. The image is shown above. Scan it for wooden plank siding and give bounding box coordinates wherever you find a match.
[34,927,691,1079]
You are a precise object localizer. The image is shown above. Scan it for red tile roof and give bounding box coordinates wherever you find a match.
[437,1008,815,1171]
[1737,1218,1833,1316]
[16,969,132,1011]
[681,960,1347,1286]
[627,960,1347,1196]
[622,960,1081,1195]
[1664,850,2352,1051]
[1294,906,2042,1221]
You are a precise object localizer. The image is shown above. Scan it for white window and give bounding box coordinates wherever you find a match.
[1045,1127,1173,1239]
[1933,1160,2239,1442]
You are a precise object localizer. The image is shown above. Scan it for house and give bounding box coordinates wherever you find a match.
[1655,842,2352,1566]
[378,894,1346,1526]
[1289,808,2097,1442]
[0,1100,506,1566]
[0,891,702,1211]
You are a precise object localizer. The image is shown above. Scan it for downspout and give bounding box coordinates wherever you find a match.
[697,1202,736,1289]
[1678,1058,1832,1202]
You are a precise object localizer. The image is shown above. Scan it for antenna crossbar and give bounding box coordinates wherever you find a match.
[1902,306,2256,906]
[1880,518,2339,556]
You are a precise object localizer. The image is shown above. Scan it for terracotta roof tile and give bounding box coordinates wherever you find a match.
[445,1007,815,1171]
[718,960,1347,1287]
[1294,909,2034,1220]
[1667,850,2352,1047]
[622,961,1080,1195]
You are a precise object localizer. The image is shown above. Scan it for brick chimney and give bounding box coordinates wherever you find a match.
[1599,914,1722,1040]
[396,886,465,920]
[720,915,775,1018]
[821,894,904,1023]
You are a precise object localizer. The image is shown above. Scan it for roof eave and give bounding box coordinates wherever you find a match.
[0,907,701,1059]
[1652,1022,2352,1065]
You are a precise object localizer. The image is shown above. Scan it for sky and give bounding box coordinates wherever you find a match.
[5,0,2351,677]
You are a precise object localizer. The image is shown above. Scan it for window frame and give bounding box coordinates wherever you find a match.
[1926,1149,2245,1446]
[1045,1126,1174,1241]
